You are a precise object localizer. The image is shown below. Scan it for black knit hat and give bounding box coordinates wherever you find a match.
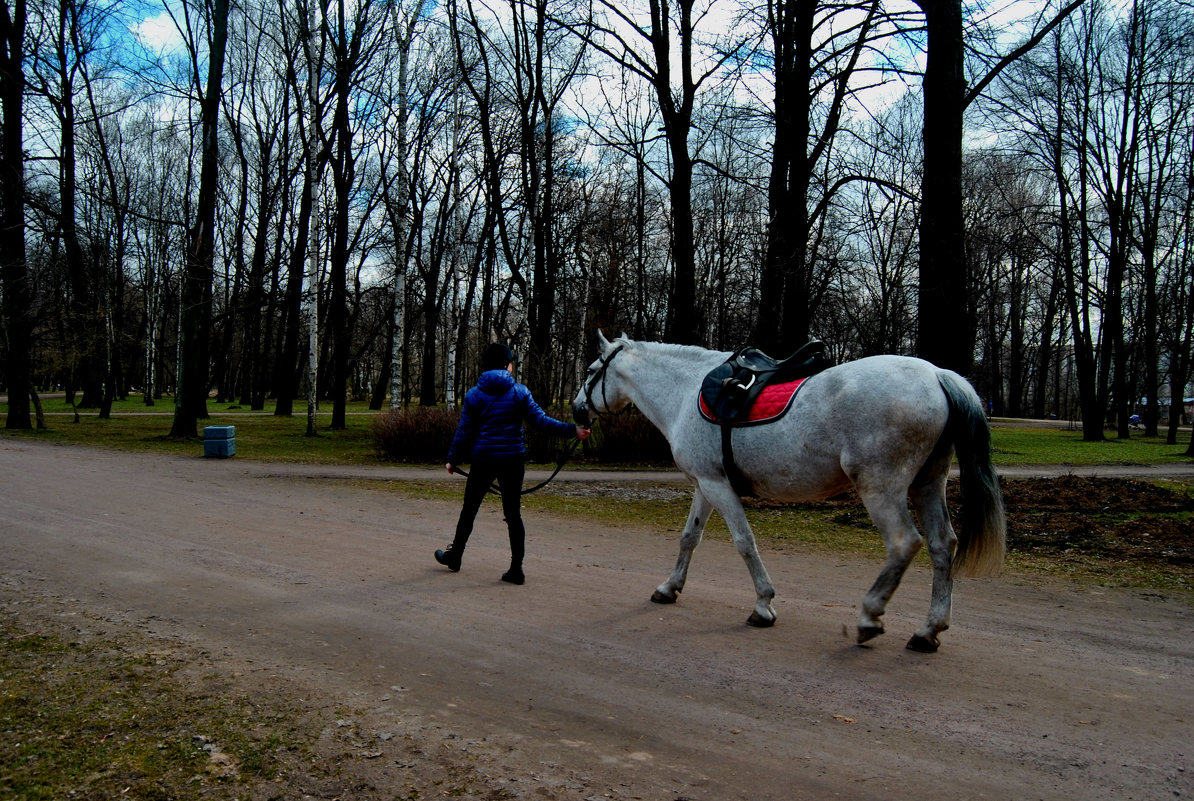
[480,343,515,371]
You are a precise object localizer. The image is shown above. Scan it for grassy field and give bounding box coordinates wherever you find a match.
[989,423,1192,466]
[4,395,1192,467]
[4,397,381,464]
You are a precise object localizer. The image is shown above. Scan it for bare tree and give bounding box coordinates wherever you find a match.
[310,0,390,427]
[25,0,103,407]
[375,0,427,411]
[223,0,292,410]
[171,0,229,438]
[1128,0,1194,437]
[572,0,740,345]
[754,0,898,354]
[583,72,669,342]
[909,0,970,373]
[833,96,921,359]
[515,0,587,400]
[912,0,1084,375]
[274,0,329,423]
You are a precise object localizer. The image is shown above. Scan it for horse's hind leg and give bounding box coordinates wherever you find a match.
[907,476,958,653]
[652,489,713,605]
[855,490,923,644]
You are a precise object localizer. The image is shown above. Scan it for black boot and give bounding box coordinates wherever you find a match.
[500,565,524,585]
[434,545,462,572]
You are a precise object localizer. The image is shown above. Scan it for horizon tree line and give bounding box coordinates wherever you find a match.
[1,0,1192,454]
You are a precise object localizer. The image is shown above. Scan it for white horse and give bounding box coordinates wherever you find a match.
[572,333,1006,652]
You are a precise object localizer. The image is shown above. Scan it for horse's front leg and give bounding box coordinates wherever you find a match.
[652,489,712,604]
[699,480,776,627]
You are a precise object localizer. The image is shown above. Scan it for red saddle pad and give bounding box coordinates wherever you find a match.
[698,378,808,426]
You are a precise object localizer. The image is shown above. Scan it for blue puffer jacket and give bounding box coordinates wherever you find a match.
[447,370,575,465]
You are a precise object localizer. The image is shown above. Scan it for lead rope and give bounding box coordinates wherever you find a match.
[451,436,582,497]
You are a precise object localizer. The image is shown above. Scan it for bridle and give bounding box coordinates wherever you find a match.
[574,343,625,426]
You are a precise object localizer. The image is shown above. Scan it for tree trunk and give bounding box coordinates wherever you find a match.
[170,0,228,438]
[327,0,354,430]
[1,0,31,430]
[277,136,316,417]
[914,0,970,375]
[239,159,273,410]
[648,0,699,346]
[755,0,814,352]
[53,4,103,409]
[383,10,420,411]
[1032,261,1062,418]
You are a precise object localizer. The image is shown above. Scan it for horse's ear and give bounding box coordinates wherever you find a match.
[619,331,629,342]
[597,329,611,352]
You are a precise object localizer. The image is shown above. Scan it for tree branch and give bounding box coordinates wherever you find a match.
[964,0,1085,110]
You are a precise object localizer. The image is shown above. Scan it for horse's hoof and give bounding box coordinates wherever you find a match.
[906,633,940,653]
[746,611,776,628]
[650,589,677,604]
[856,624,885,644]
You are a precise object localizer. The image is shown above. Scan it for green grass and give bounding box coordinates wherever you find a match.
[5,399,1192,468]
[3,400,381,464]
[20,395,380,416]
[0,613,309,800]
[990,425,1192,466]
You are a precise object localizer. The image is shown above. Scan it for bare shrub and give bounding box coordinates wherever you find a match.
[371,407,459,463]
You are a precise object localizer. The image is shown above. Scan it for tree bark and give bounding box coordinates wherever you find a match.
[52,6,103,409]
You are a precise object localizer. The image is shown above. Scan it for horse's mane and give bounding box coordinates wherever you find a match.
[619,338,724,361]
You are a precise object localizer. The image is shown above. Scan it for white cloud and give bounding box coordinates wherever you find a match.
[131,9,183,54]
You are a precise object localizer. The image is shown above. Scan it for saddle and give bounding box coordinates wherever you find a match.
[699,341,832,496]
[699,341,831,426]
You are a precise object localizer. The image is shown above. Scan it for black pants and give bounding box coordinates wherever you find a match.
[453,458,526,567]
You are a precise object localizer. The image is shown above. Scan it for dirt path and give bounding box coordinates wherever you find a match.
[2,439,1191,800]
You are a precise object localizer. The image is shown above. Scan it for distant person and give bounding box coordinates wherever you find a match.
[437,343,590,584]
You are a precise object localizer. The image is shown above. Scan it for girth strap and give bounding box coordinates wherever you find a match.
[721,425,755,497]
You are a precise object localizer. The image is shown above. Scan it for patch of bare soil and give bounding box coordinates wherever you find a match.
[995,476,1194,566]
[741,475,1194,569]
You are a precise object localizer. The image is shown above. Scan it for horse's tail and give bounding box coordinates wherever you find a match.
[937,370,1007,577]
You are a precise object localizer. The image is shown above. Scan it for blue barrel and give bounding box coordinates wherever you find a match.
[203,425,236,458]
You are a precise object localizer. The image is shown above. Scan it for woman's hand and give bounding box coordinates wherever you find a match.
[446,463,454,474]
[575,425,591,441]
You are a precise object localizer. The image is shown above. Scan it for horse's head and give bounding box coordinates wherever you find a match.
[572,331,633,424]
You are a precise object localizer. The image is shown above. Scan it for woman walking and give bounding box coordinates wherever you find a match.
[438,343,590,584]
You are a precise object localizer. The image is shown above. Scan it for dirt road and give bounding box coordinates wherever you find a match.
[2,440,1191,800]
